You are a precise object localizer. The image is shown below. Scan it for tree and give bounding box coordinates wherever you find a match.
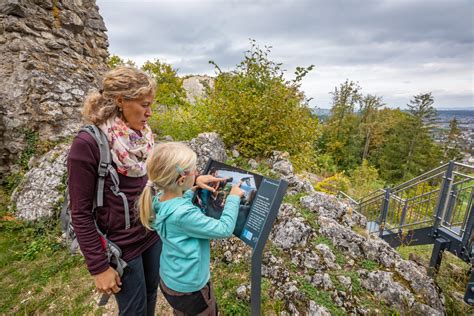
[403,92,439,179]
[444,117,463,161]
[349,159,385,198]
[141,60,203,140]
[372,107,442,183]
[317,80,363,171]
[141,59,187,108]
[106,54,136,69]
[359,94,384,161]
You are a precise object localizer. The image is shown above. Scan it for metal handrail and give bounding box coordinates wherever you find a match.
[391,163,449,191]
[454,161,474,169]
[337,191,359,205]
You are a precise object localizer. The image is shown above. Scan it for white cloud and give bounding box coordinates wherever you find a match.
[96,0,474,109]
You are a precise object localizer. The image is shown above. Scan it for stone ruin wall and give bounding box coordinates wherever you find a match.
[0,0,109,175]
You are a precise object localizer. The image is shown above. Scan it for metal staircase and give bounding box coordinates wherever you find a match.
[340,161,474,305]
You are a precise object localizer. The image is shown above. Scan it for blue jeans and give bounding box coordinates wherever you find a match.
[115,239,162,316]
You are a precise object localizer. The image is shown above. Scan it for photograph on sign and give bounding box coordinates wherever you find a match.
[194,161,263,237]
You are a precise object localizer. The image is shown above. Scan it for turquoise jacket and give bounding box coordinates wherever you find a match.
[152,189,240,292]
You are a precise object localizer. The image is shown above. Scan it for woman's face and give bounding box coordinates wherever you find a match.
[118,93,154,131]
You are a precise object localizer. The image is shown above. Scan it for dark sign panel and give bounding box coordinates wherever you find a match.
[241,178,281,248]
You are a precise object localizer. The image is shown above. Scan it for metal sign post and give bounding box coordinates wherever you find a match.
[240,178,288,315]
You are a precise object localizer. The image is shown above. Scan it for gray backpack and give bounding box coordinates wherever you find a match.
[60,125,129,305]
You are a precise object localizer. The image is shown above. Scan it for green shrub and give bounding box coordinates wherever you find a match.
[349,159,384,198]
[315,173,350,194]
[149,103,206,141]
[202,40,318,158]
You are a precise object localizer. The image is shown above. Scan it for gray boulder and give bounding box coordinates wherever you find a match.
[267,151,315,194]
[11,143,69,220]
[187,132,227,172]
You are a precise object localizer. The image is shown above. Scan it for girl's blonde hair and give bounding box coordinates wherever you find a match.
[139,142,197,230]
[82,66,156,125]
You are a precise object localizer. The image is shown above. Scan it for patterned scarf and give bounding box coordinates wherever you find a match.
[99,116,154,177]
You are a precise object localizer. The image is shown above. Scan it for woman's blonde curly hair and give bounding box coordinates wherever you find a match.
[82,66,156,125]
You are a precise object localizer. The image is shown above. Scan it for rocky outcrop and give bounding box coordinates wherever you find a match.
[187,132,227,172]
[267,151,315,195]
[182,75,214,104]
[258,192,445,314]
[0,0,109,174]
[11,142,69,220]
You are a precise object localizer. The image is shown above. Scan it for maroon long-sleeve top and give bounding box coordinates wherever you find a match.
[67,131,159,275]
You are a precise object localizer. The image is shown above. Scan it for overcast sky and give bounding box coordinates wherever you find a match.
[96,0,473,109]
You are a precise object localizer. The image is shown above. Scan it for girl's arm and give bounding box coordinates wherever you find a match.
[178,195,241,239]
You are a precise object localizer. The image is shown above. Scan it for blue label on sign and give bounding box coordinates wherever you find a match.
[242,229,253,240]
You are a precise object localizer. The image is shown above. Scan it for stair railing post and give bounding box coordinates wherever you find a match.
[399,199,409,234]
[433,161,455,229]
[379,188,391,237]
[461,195,474,249]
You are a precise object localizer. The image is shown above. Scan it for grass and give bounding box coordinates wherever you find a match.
[360,259,379,271]
[283,192,306,206]
[295,276,345,315]
[299,208,319,230]
[211,249,286,315]
[0,216,105,314]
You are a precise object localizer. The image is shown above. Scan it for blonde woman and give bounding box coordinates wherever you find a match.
[67,66,161,315]
[139,142,244,315]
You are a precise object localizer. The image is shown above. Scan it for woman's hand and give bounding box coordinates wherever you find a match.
[94,266,122,295]
[195,175,227,192]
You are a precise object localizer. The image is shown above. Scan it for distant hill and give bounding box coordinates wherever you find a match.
[436,109,474,119]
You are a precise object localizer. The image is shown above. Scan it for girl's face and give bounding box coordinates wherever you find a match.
[117,93,154,131]
[179,167,198,190]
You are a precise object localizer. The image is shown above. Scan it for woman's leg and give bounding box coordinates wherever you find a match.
[115,255,146,315]
[141,239,162,316]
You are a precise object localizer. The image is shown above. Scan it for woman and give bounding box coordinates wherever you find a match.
[67,66,223,315]
[67,66,161,315]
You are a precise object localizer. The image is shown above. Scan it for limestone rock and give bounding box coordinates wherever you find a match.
[182,75,214,104]
[187,132,227,172]
[11,143,69,220]
[0,0,109,174]
[308,301,331,316]
[270,205,312,249]
[267,151,315,194]
[0,0,26,17]
[311,273,333,290]
[300,192,367,228]
[360,270,415,311]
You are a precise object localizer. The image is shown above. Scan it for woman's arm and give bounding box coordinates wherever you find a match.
[68,133,110,275]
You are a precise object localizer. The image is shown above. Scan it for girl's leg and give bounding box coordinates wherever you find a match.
[141,239,162,316]
[160,280,216,315]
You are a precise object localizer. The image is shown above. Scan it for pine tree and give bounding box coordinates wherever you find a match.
[403,92,439,179]
[318,80,363,170]
[444,117,463,161]
[359,94,384,161]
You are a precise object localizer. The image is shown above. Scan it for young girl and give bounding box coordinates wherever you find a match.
[139,142,244,315]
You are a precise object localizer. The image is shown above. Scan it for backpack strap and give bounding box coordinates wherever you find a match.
[81,125,130,230]
[107,165,131,229]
